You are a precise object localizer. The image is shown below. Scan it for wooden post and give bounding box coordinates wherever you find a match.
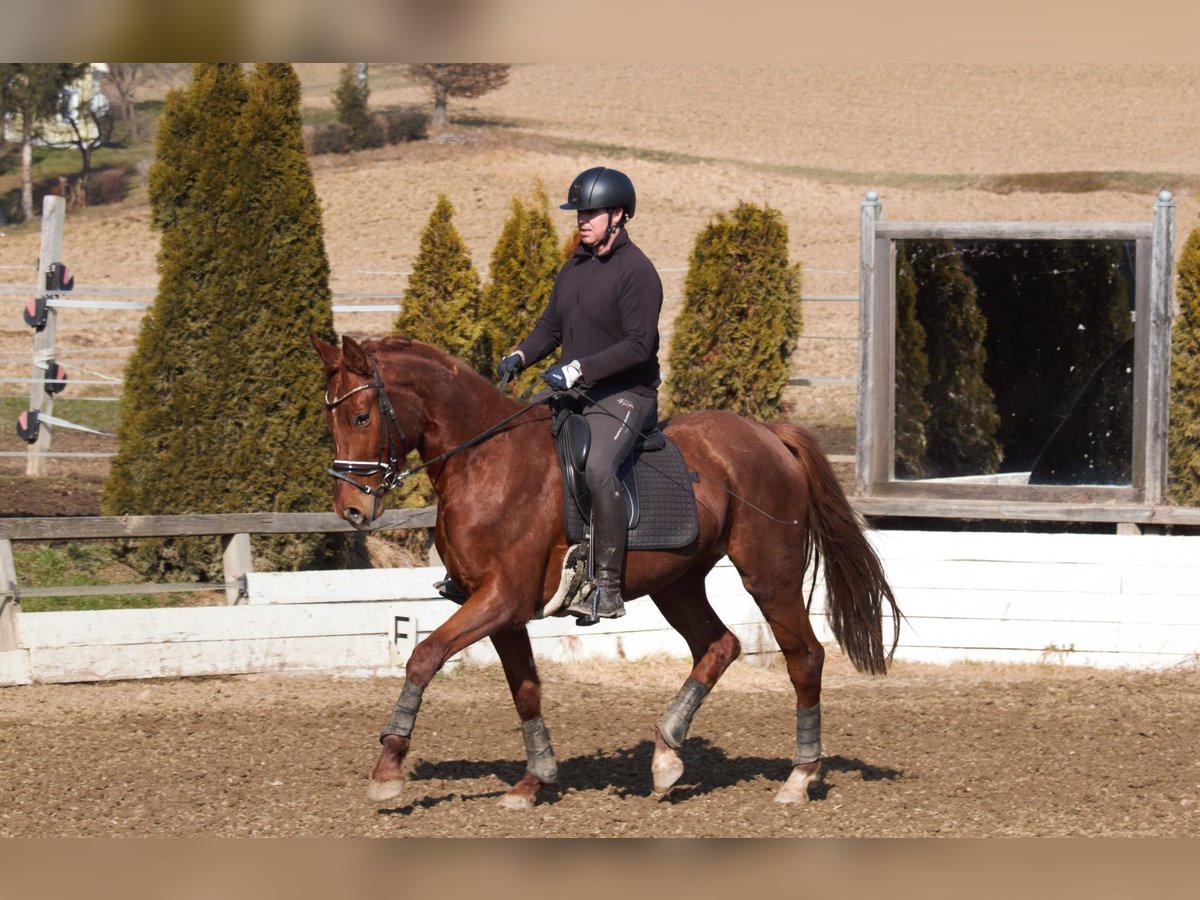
[26,196,66,477]
[1,538,19,651]
[855,190,883,495]
[222,533,253,604]
[1143,191,1176,507]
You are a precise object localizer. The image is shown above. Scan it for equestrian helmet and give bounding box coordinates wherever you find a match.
[561,167,636,220]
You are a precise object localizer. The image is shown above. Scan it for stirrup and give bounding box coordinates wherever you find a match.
[567,580,625,626]
[433,575,468,604]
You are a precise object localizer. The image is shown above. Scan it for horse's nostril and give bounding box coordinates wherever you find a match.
[344,507,364,525]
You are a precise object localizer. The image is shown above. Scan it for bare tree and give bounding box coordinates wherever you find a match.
[58,85,114,189]
[100,64,189,140]
[406,64,511,130]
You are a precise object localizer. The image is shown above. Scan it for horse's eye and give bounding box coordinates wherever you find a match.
[353,412,370,427]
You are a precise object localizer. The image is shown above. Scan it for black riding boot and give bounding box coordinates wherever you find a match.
[568,478,628,626]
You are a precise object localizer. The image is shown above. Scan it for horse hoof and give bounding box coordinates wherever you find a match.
[773,763,818,804]
[651,748,685,798]
[367,778,406,803]
[499,792,535,810]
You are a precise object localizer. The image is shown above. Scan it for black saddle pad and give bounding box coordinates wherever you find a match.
[562,435,699,550]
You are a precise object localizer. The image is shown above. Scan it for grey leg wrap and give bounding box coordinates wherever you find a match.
[793,702,822,765]
[520,717,559,784]
[656,678,711,750]
[381,679,424,740]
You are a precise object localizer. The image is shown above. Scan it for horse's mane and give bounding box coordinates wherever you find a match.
[361,334,414,354]
[361,334,496,389]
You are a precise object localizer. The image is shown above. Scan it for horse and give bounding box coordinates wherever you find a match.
[312,333,900,808]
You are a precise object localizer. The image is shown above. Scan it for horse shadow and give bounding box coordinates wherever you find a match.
[377,740,901,814]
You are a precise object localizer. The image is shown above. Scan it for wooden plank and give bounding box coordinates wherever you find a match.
[877,588,1199,625]
[868,530,1200,566]
[881,559,1122,594]
[1144,194,1176,504]
[874,221,1152,241]
[246,566,448,604]
[894,616,1200,656]
[889,645,1191,669]
[28,634,395,683]
[17,602,409,649]
[0,507,437,541]
[0,648,31,685]
[853,496,1200,526]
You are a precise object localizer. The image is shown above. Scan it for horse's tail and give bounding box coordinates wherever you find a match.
[767,421,901,675]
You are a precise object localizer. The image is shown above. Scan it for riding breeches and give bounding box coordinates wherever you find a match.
[581,388,658,495]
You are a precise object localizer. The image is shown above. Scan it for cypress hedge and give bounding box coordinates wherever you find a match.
[893,245,931,478]
[394,193,483,364]
[102,63,345,579]
[1169,224,1200,506]
[898,239,1002,478]
[477,184,561,393]
[665,202,802,418]
[389,194,486,555]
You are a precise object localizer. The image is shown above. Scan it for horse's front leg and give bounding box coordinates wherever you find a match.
[368,594,513,804]
[490,624,558,809]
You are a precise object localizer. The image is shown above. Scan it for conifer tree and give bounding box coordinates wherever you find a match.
[389,194,485,550]
[893,245,931,478]
[333,62,370,149]
[103,63,344,578]
[477,184,560,392]
[903,239,1002,477]
[393,194,483,360]
[665,202,802,418]
[1169,224,1200,506]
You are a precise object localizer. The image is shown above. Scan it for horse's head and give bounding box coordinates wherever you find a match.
[311,333,409,530]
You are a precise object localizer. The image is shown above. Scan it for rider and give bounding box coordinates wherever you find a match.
[497,166,663,624]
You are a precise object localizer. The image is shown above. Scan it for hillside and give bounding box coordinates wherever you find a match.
[2,63,1198,502]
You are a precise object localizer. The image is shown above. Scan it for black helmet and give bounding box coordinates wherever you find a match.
[561,167,636,220]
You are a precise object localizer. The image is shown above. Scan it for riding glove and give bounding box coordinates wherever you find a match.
[542,360,583,391]
[497,352,525,378]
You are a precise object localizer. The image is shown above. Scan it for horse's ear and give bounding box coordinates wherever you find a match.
[341,335,372,377]
[310,334,340,380]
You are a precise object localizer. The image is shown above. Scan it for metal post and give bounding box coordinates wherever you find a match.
[26,196,66,477]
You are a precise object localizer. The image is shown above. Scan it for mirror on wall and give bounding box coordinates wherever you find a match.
[892,238,1137,487]
[855,194,1175,507]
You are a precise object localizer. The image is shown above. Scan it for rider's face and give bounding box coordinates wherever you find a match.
[577,207,623,248]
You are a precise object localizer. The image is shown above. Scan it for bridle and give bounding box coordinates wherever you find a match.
[324,358,409,500]
[323,353,548,508]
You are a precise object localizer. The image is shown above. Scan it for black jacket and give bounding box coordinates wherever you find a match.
[515,229,662,397]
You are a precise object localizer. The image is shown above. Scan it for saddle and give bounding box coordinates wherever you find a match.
[551,397,699,551]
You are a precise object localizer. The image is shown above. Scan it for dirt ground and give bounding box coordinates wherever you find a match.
[1,66,1198,841]
[0,652,1196,838]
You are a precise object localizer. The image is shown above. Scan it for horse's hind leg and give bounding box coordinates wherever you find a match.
[751,583,825,803]
[490,624,558,810]
[649,570,742,798]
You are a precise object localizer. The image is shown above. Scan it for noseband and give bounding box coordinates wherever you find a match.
[324,359,409,499]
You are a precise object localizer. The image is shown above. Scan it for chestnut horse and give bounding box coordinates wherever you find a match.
[312,334,899,808]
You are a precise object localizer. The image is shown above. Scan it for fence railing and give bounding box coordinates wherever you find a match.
[5,494,1199,640]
